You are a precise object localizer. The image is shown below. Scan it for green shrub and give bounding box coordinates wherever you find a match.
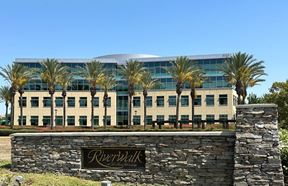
[280,129,288,175]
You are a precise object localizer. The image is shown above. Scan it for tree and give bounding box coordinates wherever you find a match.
[220,52,266,104]
[58,72,73,127]
[140,70,158,129]
[187,67,205,128]
[166,56,193,128]
[78,60,104,129]
[247,93,264,104]
[119,60,144,128]
[99,74,116,129]
[0,64,31,128]
[0,86,12,126]
[39,59,68,129]
[262,80,288,128]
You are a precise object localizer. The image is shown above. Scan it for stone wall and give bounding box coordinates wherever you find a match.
[11,132,235,185]
[234,104,284,185]
[11,104,285,185]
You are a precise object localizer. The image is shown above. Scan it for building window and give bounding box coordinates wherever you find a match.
[79,116,87,126]
[103,97,111,107]
[219,94,228,106]
[67,97,75,107]
[146,96,152,107]
[55,116,63,126]
[133,115,141,125]
[156,115,164,124]
[18,116,26,125]
[93,116,99,126]
[18,97,27,107]
[43,97,51,107]
[194,95,201,106]
[43,116,51,126]
[67,116,75,126]
[206,115,215,124]
[156,96,164,107]
[103,116,111,125]
[181,95,189,107]
[219,114,228,121]
[146,115,153,125]
[79,97,87,107]
[93,97,99,107]
[206,95,214,106]
[194,115,202,122]
[55,97,63,107]
[133,97,141,107]
[169,115,176,125]
[181,115,189,124]
[31,97,39,107]
[168,96,176,106]
[30,116,38,126]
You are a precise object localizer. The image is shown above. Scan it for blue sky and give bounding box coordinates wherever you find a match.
[0,0,287,115]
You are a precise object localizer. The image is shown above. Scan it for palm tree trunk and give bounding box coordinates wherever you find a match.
[237,93,242,105]
[143,95,147,130]
[176,93,180,129]
[191,96,195,129]
[63,94,66,127]
[50,93,54,130]
[19,91,23,127]
[5,102,8,126]
[128,94,132,128]
[91,95,94,129]
[10,88,16,129]
[104,98,107,129]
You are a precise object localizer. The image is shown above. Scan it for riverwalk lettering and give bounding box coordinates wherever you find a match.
[82,148,145,170]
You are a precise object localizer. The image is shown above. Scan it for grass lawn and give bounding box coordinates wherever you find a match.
[0,161,144,186]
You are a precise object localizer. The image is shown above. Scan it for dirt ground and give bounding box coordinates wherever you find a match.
[0,136,11,161]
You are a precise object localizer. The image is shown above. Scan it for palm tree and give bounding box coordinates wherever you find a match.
[17,67,34,127]
[0,64,31,128]
[140,70,158,129]
[39,59,68,129]
[119,60,144,128]
[187,67,205,128]
[220,52,266,104]
[78,60,104,129]
[166,56,193,129]
[99,74,116,129]
[58,72,73,127]
[0,86,12,126]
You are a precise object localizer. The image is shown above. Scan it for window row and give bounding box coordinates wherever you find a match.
[19,97,111,108]
[133,114,230,125]
[18,115,111,126]
[133,94,228,107]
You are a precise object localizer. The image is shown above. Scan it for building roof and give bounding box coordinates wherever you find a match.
[14,53,230,64]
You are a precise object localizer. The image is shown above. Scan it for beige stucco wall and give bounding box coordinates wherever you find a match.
[132,88,237,125]
[14,91,117,127]
[13,88,236,126]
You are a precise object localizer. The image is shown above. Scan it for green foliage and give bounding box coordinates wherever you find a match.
[247,93,265,104]
[262,80,288,128]
[280,129,288,175]
[220,52,266,104]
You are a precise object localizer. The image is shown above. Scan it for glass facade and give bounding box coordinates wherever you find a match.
[16,55,232,126]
